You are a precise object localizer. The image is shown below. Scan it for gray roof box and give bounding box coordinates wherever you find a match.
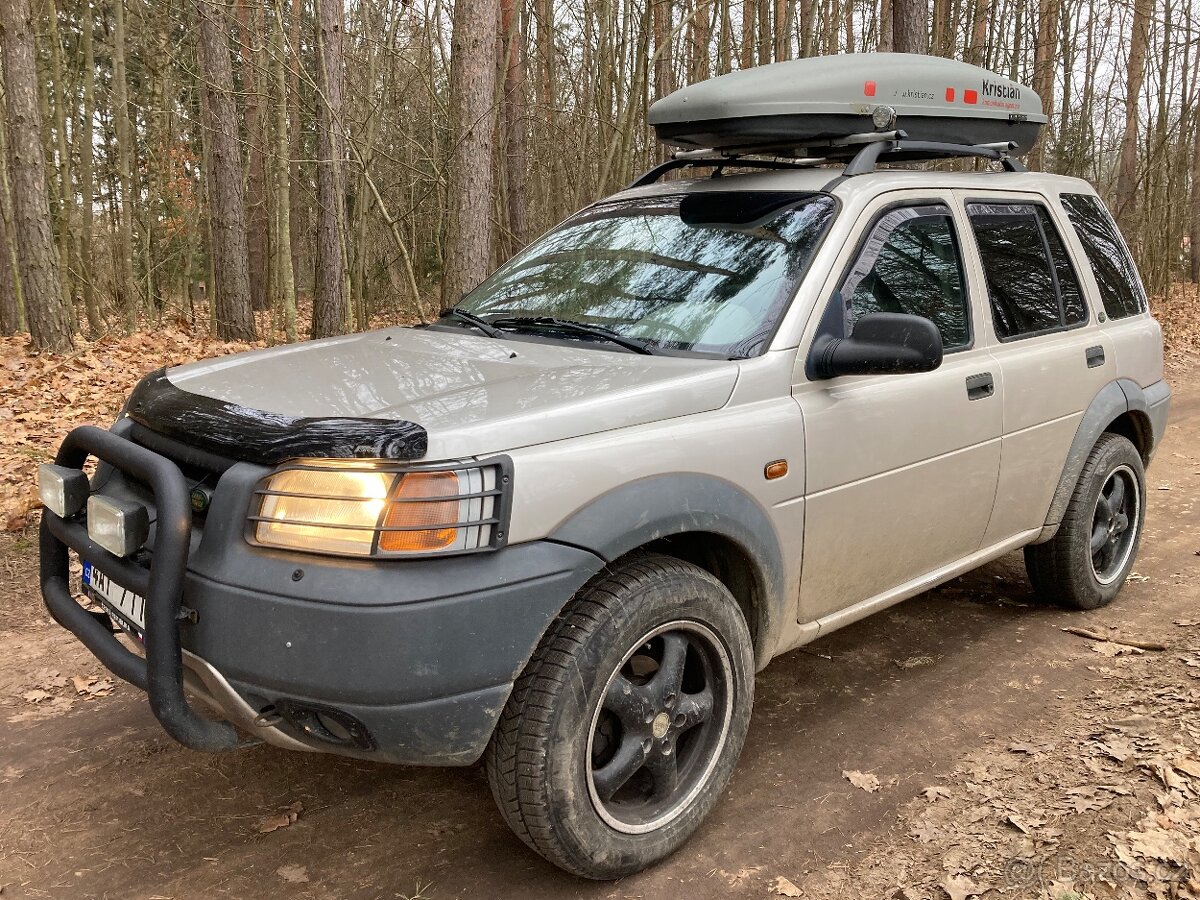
[650,53,1046,155]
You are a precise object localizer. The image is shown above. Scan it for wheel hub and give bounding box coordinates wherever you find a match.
[651,711,670,739]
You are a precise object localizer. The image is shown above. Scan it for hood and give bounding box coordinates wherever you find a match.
[163,326,740,459]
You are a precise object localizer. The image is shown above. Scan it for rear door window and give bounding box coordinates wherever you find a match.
[839,204,971,351]
[1060,193,1147,320]
[966,202,1089,340]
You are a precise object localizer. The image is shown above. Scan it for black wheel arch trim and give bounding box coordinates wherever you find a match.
[1035,378,1170,543]
[547,473,787,669]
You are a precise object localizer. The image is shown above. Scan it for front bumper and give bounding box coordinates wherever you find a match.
[40,422,604,765]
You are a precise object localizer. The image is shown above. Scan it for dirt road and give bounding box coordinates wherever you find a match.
[2,361,1199,900]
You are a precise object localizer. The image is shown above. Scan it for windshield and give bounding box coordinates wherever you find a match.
[449,191,837,358]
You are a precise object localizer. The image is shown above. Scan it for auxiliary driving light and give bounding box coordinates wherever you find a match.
[86,495,149,558]
[37,464,90,518]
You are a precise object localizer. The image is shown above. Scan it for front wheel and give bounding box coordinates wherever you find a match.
[1025,432,1146,610]
[484,554,754,879]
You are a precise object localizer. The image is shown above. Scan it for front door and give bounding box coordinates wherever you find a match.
[795,194,1002,622]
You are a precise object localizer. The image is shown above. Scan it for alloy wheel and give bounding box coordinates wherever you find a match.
[1090,464,1140,585]
[585,621,734,834]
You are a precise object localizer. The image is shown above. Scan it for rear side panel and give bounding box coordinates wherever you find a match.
[1051,189,1164,391]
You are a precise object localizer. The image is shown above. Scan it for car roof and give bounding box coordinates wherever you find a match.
[610,167,1098,205]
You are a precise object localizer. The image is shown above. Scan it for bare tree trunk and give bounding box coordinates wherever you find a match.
[111,0,138,331]
[740,0,756,67]
[774,0,790,59]
[652,0,673,98]
[441,0,498,306]
[695,0,713,74]
[877,0,894,50]
[966,0,986,64]
[272,0,297,340]
[0,170,16,334]
[799,0,816,56]
[238,0,271,312]
[1114,0,1151,242]
[77,0,100,336]
[311,0,349,338]
[1191,60,1200,281]
[0,88,22,333]
[288,0,303,302]
[198,0,257,341]
[499,0,529,250]
[45,0,74,319]
[0,0,70,350]
[931,0,949,55]
[757,0,771,62]
[892,0,928,53]
[1029,0,1060,169]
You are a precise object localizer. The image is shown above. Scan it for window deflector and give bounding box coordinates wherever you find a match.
[837,203,971,352]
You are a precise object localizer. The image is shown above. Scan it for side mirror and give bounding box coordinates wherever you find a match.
[808,312,943,379]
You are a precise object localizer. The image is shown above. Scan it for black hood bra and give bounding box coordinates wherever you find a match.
[124,368,429,465]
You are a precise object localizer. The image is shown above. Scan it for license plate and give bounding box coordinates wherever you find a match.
[82,560,146,631]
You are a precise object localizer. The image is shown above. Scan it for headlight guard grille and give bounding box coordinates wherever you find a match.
[246,456,513,559]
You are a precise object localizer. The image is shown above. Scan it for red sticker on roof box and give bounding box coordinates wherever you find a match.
[964,89,979,104]
[945,87,956,102]
[864,80,876,97]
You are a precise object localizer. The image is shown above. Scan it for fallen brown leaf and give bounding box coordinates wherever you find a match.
[771,875,802,897]
[276,864,309,884]
[842,769,881,792]
[259,801,303,834]
[941,873,980,900]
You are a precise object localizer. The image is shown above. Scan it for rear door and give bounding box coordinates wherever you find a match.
[795,191,1002,621]
[954,191,1114,544]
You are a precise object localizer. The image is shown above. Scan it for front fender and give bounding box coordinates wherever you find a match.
[548,473,787,668]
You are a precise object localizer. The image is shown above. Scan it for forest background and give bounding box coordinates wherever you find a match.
[0,0,1197,350]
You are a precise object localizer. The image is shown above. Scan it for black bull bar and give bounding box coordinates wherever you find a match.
[39,424,240,751]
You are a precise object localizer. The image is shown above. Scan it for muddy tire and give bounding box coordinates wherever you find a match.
[484,554,754,879]
[1024,433,1146,610]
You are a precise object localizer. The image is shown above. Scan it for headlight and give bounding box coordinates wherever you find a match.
[250,460,507,558]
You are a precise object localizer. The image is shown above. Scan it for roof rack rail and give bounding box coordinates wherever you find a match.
[627,154,828,189]
[628,130,1026,189]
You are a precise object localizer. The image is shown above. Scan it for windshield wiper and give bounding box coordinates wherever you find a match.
[490,316,659,355]
[440,306,503,338]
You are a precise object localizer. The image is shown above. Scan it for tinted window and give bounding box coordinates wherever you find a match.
[1038,207,1087,325]
[1060,193,1147,320]
[455,192,837,358]
[840,205,970,350]
[968,202,1087,340]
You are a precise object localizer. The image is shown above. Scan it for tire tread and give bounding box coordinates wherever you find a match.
[484,554,736,877]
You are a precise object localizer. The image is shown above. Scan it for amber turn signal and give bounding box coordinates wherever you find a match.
[764,459,788,480]
[379,471,461,553]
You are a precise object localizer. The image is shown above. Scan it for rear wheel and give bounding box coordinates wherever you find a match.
[484,554,753,879]
[1025,433,1145,610]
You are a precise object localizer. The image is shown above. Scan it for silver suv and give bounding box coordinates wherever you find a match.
[38,56,1168,880]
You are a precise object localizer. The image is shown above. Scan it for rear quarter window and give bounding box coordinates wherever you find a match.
[1059,193,1147,320]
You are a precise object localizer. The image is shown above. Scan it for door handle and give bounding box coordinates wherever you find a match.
[966,372,994,401]
[1086,345,1105,368]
